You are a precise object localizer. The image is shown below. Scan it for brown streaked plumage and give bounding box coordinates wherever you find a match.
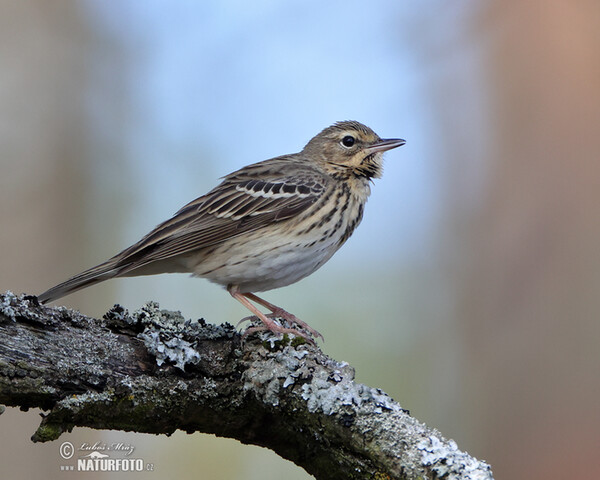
[39,121,405,342]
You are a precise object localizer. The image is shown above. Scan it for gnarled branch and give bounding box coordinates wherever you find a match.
[0,291,493,479]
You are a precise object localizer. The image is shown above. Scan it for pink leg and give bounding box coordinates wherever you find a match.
[244,292,323,341]
[227,285,322,343]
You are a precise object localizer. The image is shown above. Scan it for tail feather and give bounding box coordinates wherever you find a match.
[38,260,121,304]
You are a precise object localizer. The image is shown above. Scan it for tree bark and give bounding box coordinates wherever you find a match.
[0,291,493,480]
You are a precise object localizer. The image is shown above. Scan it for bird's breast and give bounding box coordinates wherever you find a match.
[189,180,369,293]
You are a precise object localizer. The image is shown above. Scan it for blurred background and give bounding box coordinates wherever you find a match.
[1,1,599,478]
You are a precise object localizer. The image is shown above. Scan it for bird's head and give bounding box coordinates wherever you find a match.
[303,121,405,180]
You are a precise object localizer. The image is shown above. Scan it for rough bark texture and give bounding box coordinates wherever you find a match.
[0,291,493,480]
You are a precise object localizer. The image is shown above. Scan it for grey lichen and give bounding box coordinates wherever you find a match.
[0,291,51,325]
[243,342,402,417]
[111,301,237,371]
[140,330,202,369]
[135,303,202,369]
[301,380,401,416]
[0,290,17,320]
[243,345,314,406]
[418,436,494,480]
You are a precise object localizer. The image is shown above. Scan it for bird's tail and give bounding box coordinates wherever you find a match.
[38,259,121,304]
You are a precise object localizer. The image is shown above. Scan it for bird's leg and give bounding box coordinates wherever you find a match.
[243,292,323,341]
[227,285,317,343]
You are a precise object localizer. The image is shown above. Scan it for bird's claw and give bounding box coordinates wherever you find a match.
[241,322,317,345]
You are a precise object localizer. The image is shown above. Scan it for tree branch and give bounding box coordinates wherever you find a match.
[0,291,493,479]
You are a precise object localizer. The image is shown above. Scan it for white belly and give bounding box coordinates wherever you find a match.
[192,229,342,292]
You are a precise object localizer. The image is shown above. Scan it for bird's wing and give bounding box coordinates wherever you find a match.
[38,158,327,302]
[112,160,327,274]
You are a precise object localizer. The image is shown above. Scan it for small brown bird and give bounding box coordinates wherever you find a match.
[39,121,405,342]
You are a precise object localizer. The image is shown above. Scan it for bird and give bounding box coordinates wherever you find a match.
[39,121,405,342]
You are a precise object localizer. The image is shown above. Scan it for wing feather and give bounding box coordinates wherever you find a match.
[38,157,328,302]
[112,162,326,274]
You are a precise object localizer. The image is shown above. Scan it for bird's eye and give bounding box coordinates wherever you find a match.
[341,135,356,148]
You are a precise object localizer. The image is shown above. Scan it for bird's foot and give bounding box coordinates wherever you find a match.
[241,317,317,345]
[236,315,256,327]
[228,287,322,344]
[265,308,324,342]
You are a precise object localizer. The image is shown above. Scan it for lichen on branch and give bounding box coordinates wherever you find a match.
[0,291,493,480]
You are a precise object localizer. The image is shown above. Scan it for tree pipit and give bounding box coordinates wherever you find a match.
[39,121,405,343]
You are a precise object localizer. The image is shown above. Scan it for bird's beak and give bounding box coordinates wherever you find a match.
[365,138,406,154]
